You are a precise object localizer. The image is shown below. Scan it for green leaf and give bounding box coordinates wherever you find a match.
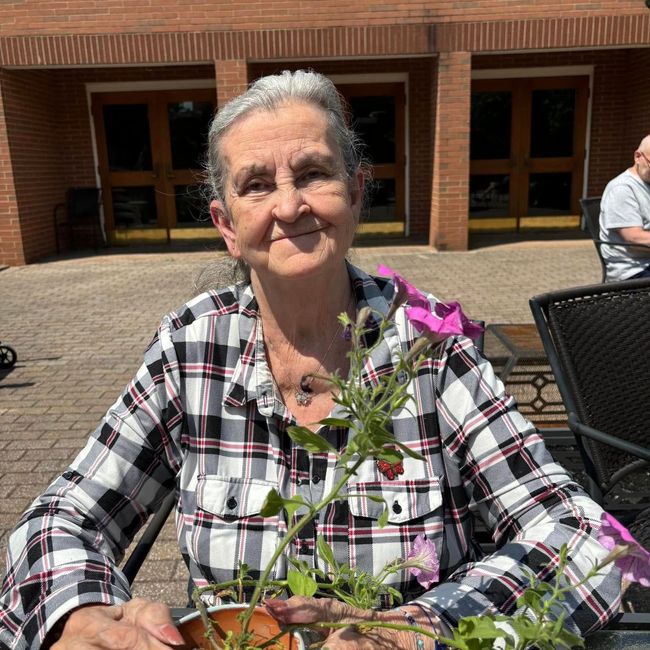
[286,569,318,597]
[259,489,305,520]
[259,488,284,516]
[377,507,389,528]
[394,440,425,461]
[375,447,403,464]
[287,425,336,453]
[316,535,337,569]
[320,417,353,429]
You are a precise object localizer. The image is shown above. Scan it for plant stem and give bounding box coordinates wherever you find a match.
[240,456,366,640]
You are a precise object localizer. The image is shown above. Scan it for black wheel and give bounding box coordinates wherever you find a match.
[0,345,17,369]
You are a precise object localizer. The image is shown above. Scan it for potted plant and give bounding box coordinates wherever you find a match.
[176,266,650,650]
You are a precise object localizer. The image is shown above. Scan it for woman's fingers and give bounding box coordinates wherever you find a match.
[51,599,184,649]
[265,596,373,626]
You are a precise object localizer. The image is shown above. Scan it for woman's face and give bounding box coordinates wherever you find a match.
[210,101,364,284]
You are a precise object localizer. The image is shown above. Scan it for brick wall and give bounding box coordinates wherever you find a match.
[625,49,650,162]
[0,1,645,34]
[430,52,471,251]
[0,77,22,266]
[0,69,64,264]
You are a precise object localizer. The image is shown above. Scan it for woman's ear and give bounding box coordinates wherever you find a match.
[210,200,241,258]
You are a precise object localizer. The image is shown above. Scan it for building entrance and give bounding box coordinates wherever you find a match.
[92,89,215,244]
[469,75,589,232]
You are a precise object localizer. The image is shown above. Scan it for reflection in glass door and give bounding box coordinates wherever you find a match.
[92,89,215,243]
[469,76,588,231]
[337,83,405,236]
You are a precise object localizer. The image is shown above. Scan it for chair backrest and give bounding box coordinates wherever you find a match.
[530,278,650,499]
[67,187,101,222]
[579,197,606,282]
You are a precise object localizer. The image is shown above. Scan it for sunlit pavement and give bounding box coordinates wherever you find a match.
[0,239,601,605]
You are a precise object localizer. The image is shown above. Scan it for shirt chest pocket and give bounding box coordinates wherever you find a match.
[190,475,282,584]
[338,478,444,591]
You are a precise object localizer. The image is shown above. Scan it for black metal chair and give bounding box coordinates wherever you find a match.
[529,279,650,518]
[580,197,650,283]
[53,187,103,252]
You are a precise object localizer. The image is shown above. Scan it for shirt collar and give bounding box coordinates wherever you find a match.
[223,263,403,410]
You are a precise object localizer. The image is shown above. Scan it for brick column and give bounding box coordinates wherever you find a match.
[429,51,471,251]
[215,59,249,108]
[0,75,24,266]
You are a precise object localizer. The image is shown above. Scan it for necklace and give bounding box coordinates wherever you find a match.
[293,293,355,406]
[294,321,343,407]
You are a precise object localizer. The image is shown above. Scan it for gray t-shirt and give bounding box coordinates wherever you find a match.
[599,169,650,281]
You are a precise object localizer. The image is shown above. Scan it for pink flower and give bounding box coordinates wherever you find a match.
[404,534,440,589]
[406,301,484,341]
[377,264,430,313]
[598,512,650,587]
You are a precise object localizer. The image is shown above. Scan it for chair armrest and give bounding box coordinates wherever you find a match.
[568,413,650,462]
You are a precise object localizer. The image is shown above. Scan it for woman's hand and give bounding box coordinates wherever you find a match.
[50,597,185,649]
[265,596,439,649]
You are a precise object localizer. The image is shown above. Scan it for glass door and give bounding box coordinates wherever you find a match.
[469,76,588,232]
[337,83,406,236]
[92,89,215,243]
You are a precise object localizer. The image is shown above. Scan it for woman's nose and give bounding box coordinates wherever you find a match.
[271,186,309,222]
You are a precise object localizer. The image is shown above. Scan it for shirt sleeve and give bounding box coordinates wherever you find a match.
[602,183,645,230]
[0,317,184,649]
[415,337,621,638]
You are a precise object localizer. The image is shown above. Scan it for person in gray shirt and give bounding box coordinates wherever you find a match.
[599,134,650,281]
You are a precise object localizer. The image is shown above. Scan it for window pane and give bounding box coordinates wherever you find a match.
[168,101,215,170]
[528,173,572,215]
[175,185,210,225]
[530,89,575,158]
[469,175,510,217]
[471,91,511,160]
[103,105,152,171]
[366,179,396,222]
[111,187,157,228]
[348,96,396,164]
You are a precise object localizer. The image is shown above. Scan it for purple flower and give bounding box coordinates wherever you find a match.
[377,264,431,314]
[405,301,484,341]
[598,512,650,587]
[404,534,440,589]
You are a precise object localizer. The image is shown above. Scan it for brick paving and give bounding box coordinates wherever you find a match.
[0,239,601,607]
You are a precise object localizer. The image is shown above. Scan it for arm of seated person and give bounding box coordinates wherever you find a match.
[46,598,184,650]
[614,225,650,251]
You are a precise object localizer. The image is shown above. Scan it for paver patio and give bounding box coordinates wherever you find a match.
[0,239,601,605]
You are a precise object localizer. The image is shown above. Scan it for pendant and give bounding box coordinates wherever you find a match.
[295,377,313,407]
[376,458,404,480]
[295,389,313,407]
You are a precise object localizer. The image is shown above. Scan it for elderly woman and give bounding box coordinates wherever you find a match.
[1,70,619,649]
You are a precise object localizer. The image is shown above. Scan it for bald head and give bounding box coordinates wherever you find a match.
[636,135,650,156]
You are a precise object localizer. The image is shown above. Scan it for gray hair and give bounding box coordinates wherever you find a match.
[199,69,367,291]
[206,69,365,205]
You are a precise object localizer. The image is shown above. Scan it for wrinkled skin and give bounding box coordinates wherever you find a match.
[50,597,184,650]
[265,596,439,650]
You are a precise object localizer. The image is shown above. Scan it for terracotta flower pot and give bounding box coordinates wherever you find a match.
[176,603,306,650]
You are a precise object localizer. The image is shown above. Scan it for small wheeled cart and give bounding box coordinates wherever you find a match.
[0,341,17,369]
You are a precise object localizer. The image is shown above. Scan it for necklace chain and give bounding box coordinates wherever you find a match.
[295,293,354,407]
[259,294,354,408]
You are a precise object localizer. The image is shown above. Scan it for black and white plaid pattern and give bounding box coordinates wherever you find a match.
[0,264,620,648]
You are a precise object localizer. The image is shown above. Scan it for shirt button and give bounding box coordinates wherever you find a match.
[62,471,73,480]
[226,497,238,510]
[312,475,321,484]
[392,501,402,514]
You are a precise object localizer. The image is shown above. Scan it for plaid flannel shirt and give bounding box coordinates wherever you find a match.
[0,264,620,649]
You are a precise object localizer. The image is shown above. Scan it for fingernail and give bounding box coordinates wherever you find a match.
[159,623,185,646]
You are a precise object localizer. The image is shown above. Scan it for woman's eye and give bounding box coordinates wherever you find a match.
[243,180,270,194]
[302,169,327,183]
